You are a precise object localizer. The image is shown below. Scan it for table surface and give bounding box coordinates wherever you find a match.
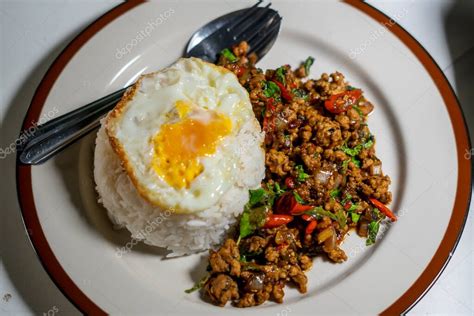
[0,1,472,315]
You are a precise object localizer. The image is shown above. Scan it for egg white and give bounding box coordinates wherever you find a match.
[106,58,257,213]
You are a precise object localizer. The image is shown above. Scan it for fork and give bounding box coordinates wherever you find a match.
[19,1,282,165]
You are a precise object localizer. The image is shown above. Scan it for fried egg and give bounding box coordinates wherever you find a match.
[106,58,259,214]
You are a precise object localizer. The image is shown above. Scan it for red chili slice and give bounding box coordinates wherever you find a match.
[272,80,293,102]
[301,214,316,221]
[263,214,294,228]
[305,220,318,235]
[369,198,397,222]
[235,65,246,77]
[275,192,313,215]
[285,176,295,189]
[262,98,276,132]
[324,89,362,114]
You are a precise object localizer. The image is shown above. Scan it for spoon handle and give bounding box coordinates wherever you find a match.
[19,87,127,164]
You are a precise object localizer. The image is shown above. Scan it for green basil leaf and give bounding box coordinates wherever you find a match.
[352,105,363,116]
[295,164,310,182]
[341,159,350,173]
[366,221,380,246]
[304,56,315,75]
[363,137,374,149]
[220,48,237,62]
[185,275,210,293]
[305,207,337,221]
[348,203,358,212]
[351,156,361,168]
[336,209,347,228]
[350,212,361,223]
[292,88,309,100]
[249,188,266,207]
[263,81,281,98]
[276,66,286,85]
[239,207,252,239]
[341,144,362,157]
[293,191,305,204]
[329,189,341,199]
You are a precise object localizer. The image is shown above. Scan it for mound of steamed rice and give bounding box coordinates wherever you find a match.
[94,118,264,257]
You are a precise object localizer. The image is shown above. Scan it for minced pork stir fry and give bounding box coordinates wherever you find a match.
[186,42,396,307]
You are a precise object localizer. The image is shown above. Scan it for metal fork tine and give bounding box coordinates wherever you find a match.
[242,10,278,45]
[232,4,274,41]
[226,0,264,32]
[248,15,281,57]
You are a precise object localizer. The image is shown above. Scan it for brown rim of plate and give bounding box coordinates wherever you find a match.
[15,1,471,315]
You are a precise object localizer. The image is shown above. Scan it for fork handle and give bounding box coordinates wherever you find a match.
[18,87,128,165]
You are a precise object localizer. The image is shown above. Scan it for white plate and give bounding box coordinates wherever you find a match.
[17,1,471,315]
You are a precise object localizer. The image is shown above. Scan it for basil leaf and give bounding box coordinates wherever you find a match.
[185,275,210,293]
[295,164,310,182]
[336,209,347,228]
[304,56,315,75]
[352,105,363,116]
[363,137,374,149]
[276,66,286,85]
[220,48,237,62]
[305,207,337,221]
[346,85,357,91]
[239,204,269,240]
[293,191,305,204]
[372,207,383,220]
[366,221,380,246]
[341,159,350,173]
[350,212,361,223]
[239,207,252,238]
[341,193,352,205]
[351,156,361,168]
[263,81,281,98]
[274,182,285,196]
[348,203,359,212]
[329,188,341,199]
[292,88,308,100]
[249,188,266,207]
[341,144,362,157]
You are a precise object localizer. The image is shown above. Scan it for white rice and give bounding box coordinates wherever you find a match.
[94,118,264,257]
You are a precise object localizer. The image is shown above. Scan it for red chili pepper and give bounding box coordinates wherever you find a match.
[343,201,352,210]
[235,65,246,77]
[263,214,294,228]
[324,89,362,114]
[305,220,318,235]
[369,198,397,222]
[272,80,293,102]
[274,193,296,214]
[290,82,298,89]
[274,192,313,215]
[285,176,295,189]
[291,204,313,215]
[262,98,276,132]
[301,214,315,221]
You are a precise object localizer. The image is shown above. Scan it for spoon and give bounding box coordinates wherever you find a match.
[19,2,281,165]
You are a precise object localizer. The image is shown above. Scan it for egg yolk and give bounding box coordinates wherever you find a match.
[152,102,232,189]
